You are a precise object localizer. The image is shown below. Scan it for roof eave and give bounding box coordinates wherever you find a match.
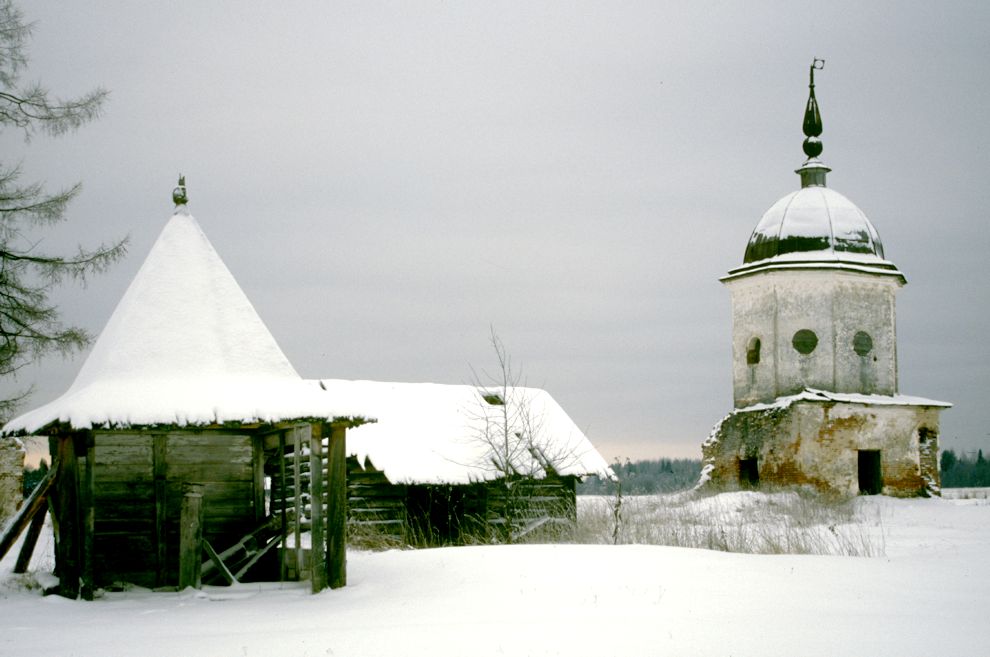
[1,414,375,438]
[721,259,907,285]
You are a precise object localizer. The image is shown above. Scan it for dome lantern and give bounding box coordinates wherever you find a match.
[729,61,901,278]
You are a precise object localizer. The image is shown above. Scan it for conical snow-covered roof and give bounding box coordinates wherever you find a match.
[4,210,365,434]
[76,211,300,386]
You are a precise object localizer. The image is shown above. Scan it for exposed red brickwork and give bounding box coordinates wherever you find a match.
[703,400,942,497]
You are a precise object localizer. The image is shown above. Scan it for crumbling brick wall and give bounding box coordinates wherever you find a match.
[0,439,25,522]
[918,427,940,496]
[701,400,943,497]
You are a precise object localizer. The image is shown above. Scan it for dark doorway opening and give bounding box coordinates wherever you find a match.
[858,450,882,495]
[739,458,759,488]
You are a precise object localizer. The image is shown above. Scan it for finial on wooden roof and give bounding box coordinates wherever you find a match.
[172,175,188,207]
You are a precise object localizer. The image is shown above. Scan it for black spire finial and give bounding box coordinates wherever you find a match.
[795,59,830,188]
[172,175,188,207]
[802,58,825,158]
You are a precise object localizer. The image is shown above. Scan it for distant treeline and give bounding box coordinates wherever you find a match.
[941,449,990,488]
[23,459,48,495]
[23,450,981,497]
[579,458,702,495]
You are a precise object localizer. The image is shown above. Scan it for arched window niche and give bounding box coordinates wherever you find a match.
[746,337,761,365]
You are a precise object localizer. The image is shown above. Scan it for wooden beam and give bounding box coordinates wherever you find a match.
[178,483,205,590]
[278,430,287,582]
[55,434,81,599]
[292,425,303,579]
[81,432,95,600]
[326,423,347,589]
[13,501,47,574]
[202,539,237,585]
[153,434,168,587]
[309,423,325,593]
[0,457,57,562]
[233,534,281,581]
[252,434,265,523]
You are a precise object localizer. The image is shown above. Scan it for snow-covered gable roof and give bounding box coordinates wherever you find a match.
[3,212,366,434]
[317,379,612,484]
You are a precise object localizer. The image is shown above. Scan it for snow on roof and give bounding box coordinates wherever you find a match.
[737,388,952,413]
[722,256,906,283]
[317,379,612,484]
[3,212,367,434]
[743,187,887,263]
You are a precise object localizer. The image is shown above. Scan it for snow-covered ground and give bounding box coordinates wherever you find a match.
[2,492,988,657]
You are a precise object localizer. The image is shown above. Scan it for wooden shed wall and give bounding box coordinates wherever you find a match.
[92,431,259,587]
[347,457,578,546]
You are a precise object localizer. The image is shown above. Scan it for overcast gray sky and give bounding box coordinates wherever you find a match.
[3,1,988,462]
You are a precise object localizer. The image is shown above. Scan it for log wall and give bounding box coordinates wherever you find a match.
[346,457,578,546]
[91,431,257,587]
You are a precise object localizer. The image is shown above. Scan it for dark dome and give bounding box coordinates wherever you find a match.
[743,186,886,264]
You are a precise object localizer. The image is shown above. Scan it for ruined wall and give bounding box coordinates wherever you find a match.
[702,400,942,497]
[0,438,26,522]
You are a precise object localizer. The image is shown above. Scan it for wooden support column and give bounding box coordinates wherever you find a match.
[252,435,266,522]
[326,423,347,589]
[153,434,168,587]
[81,433,95,600]
[309,423,326,593]
[55,433,80,599]
[178,483,205,589]
[278,430,287,581]
[46,435,59,574]
[292,427,303,579]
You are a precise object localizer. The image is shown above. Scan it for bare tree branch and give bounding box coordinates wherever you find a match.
[466,327,584,542]
[0,0,126,421]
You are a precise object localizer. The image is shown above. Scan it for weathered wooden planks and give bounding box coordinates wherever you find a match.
[88,431,259,588]
[327,424,346,589]
[345,453,578,546]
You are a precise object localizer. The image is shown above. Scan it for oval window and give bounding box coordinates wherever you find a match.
[792,329,818,355]
[853,331,873,357]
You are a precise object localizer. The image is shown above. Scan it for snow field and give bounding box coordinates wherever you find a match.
[1,492,988,657]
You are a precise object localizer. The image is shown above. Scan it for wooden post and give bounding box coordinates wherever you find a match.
[46,436,59,577]
[81,433,95,600]
[252,435,265,522]
[292,426,303,579]
[278,430,287,581]
[55,433,80,599]
[13,503,47,573]
[309,423,326,592]
[326,423,347,589]
[153,434,168,587]
[178,483,205,589]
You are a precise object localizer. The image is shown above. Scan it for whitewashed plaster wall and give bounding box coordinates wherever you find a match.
[725,269,902,407]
